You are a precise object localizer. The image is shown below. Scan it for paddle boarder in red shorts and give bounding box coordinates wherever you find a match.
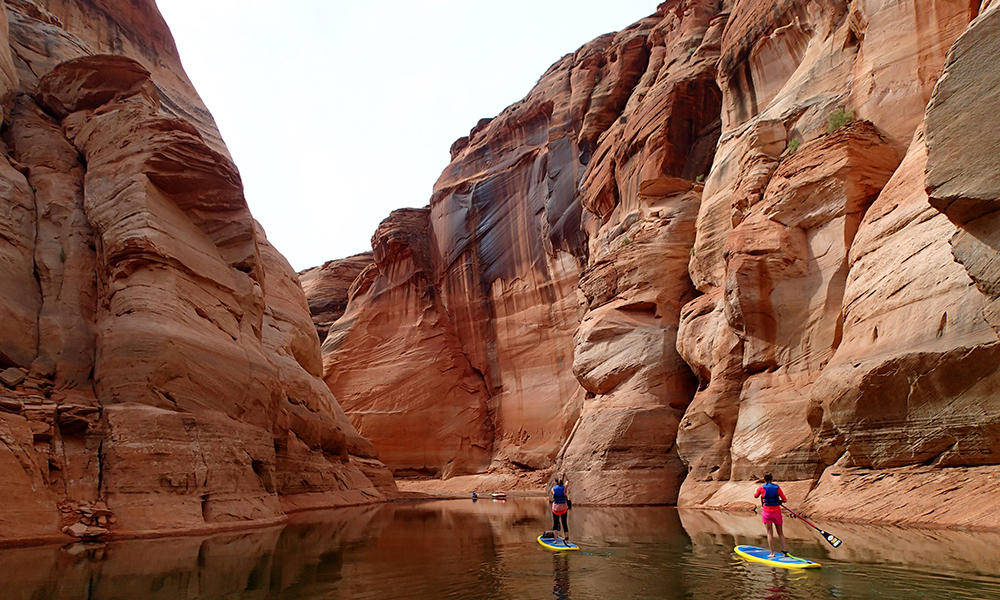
[550,476,570,540]
[754,473,789,557]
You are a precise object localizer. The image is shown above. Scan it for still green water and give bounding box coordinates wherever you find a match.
[3,497,1000,599]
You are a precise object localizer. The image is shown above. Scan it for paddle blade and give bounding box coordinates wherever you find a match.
[822,531,843,548]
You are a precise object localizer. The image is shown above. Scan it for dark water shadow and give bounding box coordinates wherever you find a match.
[2,500,1000,599]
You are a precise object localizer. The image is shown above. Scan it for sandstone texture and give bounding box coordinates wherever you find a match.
[299,251,373,341]
[677,0,990,522]
[0,0,390,544]
[323,208,494,479]
[307,0,1000,528]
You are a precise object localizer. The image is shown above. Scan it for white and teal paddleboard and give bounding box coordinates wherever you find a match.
[734,545,820,569]
[538,534,579,551]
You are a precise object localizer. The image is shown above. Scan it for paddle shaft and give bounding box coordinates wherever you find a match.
[782,505,842,548]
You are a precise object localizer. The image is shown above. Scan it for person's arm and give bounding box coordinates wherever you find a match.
[778,488,787,503]
[754,486,763,499]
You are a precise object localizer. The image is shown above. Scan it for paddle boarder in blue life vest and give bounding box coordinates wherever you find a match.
[550,476,571,540]
[754,473,789,558]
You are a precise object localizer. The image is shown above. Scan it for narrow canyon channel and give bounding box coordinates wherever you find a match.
[3,498,999,599]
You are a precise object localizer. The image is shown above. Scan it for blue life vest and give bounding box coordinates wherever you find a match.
[761,482,782,506]
[552,485,567,504]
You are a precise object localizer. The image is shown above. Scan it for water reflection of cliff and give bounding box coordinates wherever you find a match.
[0,500,526,599]
[1,500,999,599]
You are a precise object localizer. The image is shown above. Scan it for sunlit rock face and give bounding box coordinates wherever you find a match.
[677,0,986,512]
[309,0,1000,525]
[797,4,1000,526]
[557,1,721,505]
[0,0,389,544]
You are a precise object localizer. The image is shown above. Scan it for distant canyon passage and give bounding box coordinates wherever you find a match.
[0,0,998,546]
[305,0,1000,528]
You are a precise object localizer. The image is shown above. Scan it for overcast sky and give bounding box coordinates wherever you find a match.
[155,1,658,271]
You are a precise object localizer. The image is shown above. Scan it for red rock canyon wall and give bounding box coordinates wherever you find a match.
[320,0,997,526]
[0,0,391,544]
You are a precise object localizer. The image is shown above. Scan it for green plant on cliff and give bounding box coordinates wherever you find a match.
[787,138,801,154]
[826,108,854,133]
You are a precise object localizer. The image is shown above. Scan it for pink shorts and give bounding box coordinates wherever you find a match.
[762,509,783,525]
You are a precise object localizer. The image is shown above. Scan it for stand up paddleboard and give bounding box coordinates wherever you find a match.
[538,532,579,552]
[734,545,820,569]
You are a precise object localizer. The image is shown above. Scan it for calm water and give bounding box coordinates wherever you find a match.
[3,498,1000,599]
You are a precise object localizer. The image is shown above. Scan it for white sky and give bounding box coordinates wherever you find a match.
[155,1,659,271]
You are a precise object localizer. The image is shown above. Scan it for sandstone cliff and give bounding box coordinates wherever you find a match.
[0,0,391,544]
[309,0,1000,527]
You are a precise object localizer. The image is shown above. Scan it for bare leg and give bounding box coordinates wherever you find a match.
[765,522,776,557]
[775,523,788,554]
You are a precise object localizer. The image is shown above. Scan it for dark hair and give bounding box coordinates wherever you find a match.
[764,473,773,483]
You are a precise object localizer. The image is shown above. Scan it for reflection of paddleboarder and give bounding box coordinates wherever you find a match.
[552,552,570,599]
[550,476,571,540]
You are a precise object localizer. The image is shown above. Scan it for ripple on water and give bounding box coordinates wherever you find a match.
[1,499,1000,599]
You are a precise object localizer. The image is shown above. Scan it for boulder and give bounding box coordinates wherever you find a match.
[0,368,26,388]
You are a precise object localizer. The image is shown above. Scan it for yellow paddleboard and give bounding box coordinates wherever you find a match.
[734,545,820,569]
[538,535,579,551]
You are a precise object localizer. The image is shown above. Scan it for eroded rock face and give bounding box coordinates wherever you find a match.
[0,0,388,543]
[322,208,493,478]
[676,0,987,513]
[556,1,720,505]
[811,125,1000,473]
[926,3,1000,331]
[317,8,679,481]
[308,0,1000,527]
[299,252,373,341]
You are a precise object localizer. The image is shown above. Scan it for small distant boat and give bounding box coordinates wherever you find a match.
[491,492,507,499]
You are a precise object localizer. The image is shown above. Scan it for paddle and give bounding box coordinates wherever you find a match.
[783,505,842,548]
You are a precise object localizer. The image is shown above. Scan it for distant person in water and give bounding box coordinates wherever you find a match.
[754,473,789,557]
[550,476,570,540]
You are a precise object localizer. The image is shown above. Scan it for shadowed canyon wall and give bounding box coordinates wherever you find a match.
[308,0,1000,526]
[0,0,391,544]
